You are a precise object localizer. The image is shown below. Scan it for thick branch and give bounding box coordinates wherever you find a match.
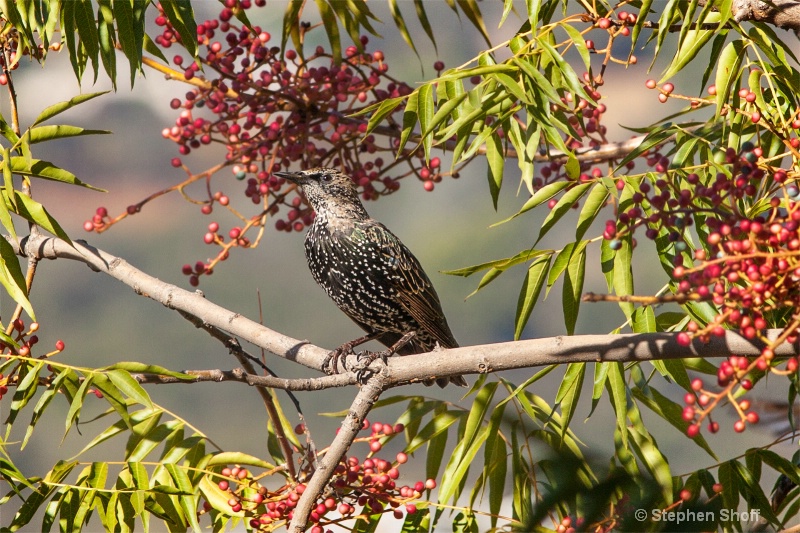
[287,372,387,532]
[16,234,331,371]
[731,0,800,32]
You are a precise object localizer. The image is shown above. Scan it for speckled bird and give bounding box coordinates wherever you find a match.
[274,167,467,387]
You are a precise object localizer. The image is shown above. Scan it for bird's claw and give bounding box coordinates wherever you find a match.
[352,349,390,383]
[322,342,356,375]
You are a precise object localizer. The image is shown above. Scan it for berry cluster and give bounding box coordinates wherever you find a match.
[84,1,463,285]
[682,376,763,437]
[534,74,617,208]
[0,318,65,400]
[205,419,434,531]
[601,80,800,435]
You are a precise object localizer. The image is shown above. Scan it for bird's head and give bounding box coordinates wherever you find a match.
[274,167,368,220]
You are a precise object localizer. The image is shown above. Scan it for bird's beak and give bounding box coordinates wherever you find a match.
[273,171,302,184]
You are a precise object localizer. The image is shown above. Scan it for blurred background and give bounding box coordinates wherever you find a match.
[1,1,798,530]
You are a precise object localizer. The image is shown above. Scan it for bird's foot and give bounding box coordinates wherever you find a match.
[352,332,416,383]
[322,332,383,375]
[322,343,356,375]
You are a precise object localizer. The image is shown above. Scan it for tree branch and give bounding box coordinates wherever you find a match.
[731,0,800,32]
[131,367,355,390]
[287,372,387,532]
[12,234,800,388]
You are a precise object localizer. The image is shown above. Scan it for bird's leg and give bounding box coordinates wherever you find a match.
[354,331,416,382]
[322,332,382,375]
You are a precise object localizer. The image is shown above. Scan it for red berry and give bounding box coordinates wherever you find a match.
[55,340,65,351]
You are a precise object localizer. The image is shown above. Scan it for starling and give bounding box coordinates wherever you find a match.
[275,167,467,387]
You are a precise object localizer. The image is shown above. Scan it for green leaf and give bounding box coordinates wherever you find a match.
[206,452,275,469]
[159,0,197,58]
[611,237,634,320]
[74,0,100,82]
[660,23,717,81]
[494,72,529,104]
[104,362,195,380]
[7,361,44,427]
[492,180,572,226]
[200,474,244,516]
[413,0,437,52]
[114,0,146,85]
[555,363,585,431]
[97,0,117,89]
[92,373,132,428]
[442,248,549,278]
[483,404,507,528]
[406,410,463,455]
[398,91,419,155]
[7,157,104,190]
[535,182,592,245]
[32,92,109,127]
[485,132,503,209]
[514,255,550,340]
[455,0,491,46]
[65,375,94,439]
[388,0,420,61]
[28,125,111,144]
[575,182,609,240]
[562,23,590,72]
[631,306,656,333]
[362,96,404,137]
[439,382,499,505]
[0,237,33,319]
[422,91,468,137]
[165,464,201,531]
[106,369,152,408]
[315,0,341,61]
[547,240,586,294]
[143,32,169,64]
[562,241,586,335]
[605,362,628,446]
[1,190,70,243]
[732,461,780,524]
[23,368,76,449]
[714,40,745,118]
[417,83,434,158]
[628,425,672,503]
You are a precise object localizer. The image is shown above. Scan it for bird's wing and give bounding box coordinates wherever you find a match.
[365,223,458,349]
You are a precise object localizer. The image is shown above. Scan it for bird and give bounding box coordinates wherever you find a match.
[274,167,467,387]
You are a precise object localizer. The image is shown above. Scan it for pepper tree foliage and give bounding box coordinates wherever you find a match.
[0,0,799,532]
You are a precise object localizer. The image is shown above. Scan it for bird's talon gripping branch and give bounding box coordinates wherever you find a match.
[322,343,355,375]
[352,331,416,382]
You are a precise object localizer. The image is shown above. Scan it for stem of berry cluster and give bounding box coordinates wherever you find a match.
[288,373,387,532]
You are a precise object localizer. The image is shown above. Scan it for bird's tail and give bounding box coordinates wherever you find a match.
[434,375,468,388]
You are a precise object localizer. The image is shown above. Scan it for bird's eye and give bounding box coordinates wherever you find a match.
[320,173,333,182]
